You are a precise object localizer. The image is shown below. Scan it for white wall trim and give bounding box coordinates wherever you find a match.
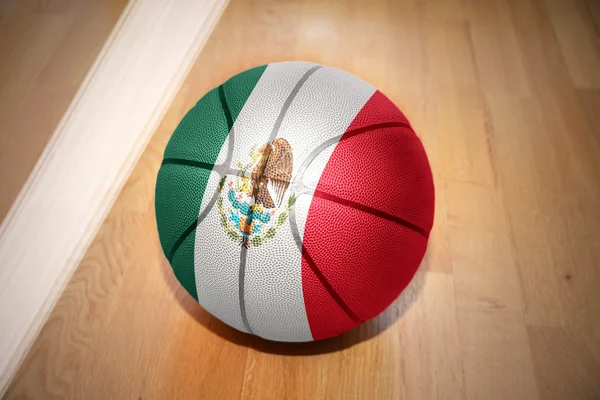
[0,0,228,392]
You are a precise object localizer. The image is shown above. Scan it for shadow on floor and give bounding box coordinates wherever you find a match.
[159,246,426,355]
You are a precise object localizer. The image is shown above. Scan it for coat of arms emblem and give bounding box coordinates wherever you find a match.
[217,138,296,248]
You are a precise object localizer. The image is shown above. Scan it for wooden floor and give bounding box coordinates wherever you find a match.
[0,0,128,223]
[6,0,600,398]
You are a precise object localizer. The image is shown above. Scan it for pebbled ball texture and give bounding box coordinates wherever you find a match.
[155,62,434,342]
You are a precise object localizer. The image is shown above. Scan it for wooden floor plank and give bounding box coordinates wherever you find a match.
[545,0,600,89]
[528,325,600,400]
[466,0,531,97]
[446,181,539,400]
[577,89,600,145]
[422,22,496,186]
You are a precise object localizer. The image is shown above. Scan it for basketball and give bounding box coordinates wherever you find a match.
[155,62,434,342]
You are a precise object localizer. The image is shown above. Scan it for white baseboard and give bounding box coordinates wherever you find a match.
[0,0,228,392]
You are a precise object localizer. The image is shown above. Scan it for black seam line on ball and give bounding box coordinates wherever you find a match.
[238,247,254,334]
[289,205,363,324]
[313,189,430,238]
[167,219,197,262]
[218,84,234,130]
[293,121,413,184]
[161,158,214,170]
[166,84,234,261]
[302,244,364,324]
[165,168,222,262]
[166,182,221,263]
[267,65,321,144]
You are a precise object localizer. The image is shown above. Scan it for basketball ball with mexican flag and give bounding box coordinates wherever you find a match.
[155,62,434,342]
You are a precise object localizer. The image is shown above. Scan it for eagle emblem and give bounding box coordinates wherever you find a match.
[217,138,295,248]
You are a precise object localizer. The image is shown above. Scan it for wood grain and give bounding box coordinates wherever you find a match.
[5,0,600,398]
[0,0,128,223]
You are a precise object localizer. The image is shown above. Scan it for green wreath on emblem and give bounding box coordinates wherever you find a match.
[217,175,297,247]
